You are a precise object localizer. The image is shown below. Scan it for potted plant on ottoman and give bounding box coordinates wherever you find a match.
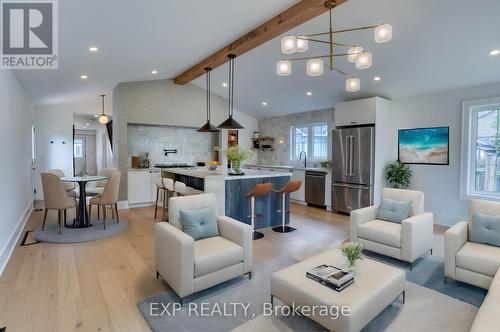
[342,242,364,273]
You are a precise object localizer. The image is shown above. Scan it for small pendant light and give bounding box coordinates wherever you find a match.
[197,67,219,132]
[217,54,244,129]
[98,95,109,124]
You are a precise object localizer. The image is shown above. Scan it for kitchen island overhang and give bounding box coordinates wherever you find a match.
[161,168,293,229]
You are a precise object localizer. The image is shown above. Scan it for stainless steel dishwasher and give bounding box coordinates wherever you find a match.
[305,170,326,207]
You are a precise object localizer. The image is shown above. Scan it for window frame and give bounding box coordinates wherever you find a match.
[289,122,329,162]
[461,97,500,200]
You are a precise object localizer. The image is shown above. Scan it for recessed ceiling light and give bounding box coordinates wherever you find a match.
[94,114,98,118]
[374,76,381,81]
[80,75,88,79]
[306,91,312,96]
[490,49,500,56]
[89,46,98,52]
[222,82,228,87]
[151,70,158,74]
[85,123,90,126]
[262,102,268,106]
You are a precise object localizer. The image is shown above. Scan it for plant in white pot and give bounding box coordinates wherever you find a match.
[225,145,254,175]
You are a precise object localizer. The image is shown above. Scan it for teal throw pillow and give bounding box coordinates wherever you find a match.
[376,198,411,223]
[179,207,219,240]
[471,212,500,247]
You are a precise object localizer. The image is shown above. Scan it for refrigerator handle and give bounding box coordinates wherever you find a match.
[349,135,354,176]
[345,135,350,176]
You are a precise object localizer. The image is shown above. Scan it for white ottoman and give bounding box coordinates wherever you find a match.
[271,248,405,332]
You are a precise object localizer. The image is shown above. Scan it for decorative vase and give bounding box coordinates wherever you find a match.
[347,260,357,273]
[231,160,242,174]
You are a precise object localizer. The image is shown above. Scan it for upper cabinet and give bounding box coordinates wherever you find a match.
[334,97,390,127]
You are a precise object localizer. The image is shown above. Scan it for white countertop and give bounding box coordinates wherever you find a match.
[245,164,332,173]
[129,167,292,180]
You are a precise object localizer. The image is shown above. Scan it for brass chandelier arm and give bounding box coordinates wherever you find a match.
[296,36,356,48]
[304,24,382,38]
[281,52,361,61]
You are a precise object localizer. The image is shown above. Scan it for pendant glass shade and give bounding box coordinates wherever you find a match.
[98,114,109,124]
[306,58,324,76]
[374,24,393,43]
[296,37,308,52]
[281,36,297,54]
[347,46,363,63]
[217,54,244,130]
[355,52,372,69]
[346,77,360,92]
[276,60,292,76]
[198,68,220,132]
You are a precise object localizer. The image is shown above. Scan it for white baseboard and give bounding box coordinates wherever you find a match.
[127,201,156,209]
[0,201,33,277]
[117,200,130,210]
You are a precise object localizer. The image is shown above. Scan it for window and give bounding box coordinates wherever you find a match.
[290,122,329,161]
[461,98,500,199]
[74,139,84,158]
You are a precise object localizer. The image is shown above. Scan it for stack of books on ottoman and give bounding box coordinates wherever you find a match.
[306,265,354,292]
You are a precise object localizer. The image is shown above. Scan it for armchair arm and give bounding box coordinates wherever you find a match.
[350,206,379,242]
[155,222,195,298]
[217,215,253,273]
[444,221,468,279]
[401,212,434,262]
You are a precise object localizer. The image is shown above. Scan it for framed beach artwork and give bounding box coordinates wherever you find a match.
[398,127,449,165]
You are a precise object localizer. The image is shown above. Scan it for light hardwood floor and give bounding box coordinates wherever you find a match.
[0,203,350,332]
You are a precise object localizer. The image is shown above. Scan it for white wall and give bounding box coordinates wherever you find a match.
[391,81,500,226]
[34,98,113,198]
[0,70,34,275]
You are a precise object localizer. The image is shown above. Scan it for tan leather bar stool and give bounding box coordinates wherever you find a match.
[245,183,273,240]
[272,180,302,233]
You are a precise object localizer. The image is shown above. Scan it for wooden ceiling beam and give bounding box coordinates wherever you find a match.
[174,0,348,85]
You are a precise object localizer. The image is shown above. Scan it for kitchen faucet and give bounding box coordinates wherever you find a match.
[299,151,307,168]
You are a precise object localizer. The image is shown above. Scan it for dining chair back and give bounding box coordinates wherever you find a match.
[89,172,121,229]
[47,168,75,192]
[40,173,76,234]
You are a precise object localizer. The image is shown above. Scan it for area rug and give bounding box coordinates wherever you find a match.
[362,251,488,307]
[137,255,479,332]
[32,219,128,243]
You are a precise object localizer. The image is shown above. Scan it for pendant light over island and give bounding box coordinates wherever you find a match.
[217,54,243,129]
[197,67,220,132]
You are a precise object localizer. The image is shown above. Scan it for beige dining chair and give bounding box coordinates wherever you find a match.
[89,172,121,229]
[86,168,118,196]
[41,173,77,234]
[47,168,76,194]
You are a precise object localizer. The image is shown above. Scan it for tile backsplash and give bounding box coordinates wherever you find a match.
[128,124,215,165]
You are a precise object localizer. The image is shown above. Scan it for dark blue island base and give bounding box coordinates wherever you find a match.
[225,176,291,229]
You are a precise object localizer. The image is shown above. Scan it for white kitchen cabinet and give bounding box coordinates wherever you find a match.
[325,172,332,210]
[128,170,154,205]
[291,170,305,202]
[335,97,379,127]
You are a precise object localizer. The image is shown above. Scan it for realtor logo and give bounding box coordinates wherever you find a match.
[1,0,58,69]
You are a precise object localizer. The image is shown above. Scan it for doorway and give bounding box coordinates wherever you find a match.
[74,131,97,176]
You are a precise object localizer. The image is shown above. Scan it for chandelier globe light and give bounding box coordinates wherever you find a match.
[276,60,292,76]
[281,36,298,54]
[276,0,392,92]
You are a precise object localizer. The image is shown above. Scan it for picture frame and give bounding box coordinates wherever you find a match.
[398,126,449,165]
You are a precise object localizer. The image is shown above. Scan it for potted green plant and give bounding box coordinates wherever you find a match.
[225,145,254,175]
[385,160,413,189]
[341,242,364,273]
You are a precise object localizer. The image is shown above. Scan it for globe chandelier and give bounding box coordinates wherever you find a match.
[276,0,392,92]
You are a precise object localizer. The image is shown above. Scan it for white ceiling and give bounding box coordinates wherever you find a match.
[15,0,500,118]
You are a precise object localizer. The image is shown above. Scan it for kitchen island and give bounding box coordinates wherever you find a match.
[159,168,293,229]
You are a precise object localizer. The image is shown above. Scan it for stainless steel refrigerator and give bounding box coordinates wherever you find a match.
[331,126,375,214]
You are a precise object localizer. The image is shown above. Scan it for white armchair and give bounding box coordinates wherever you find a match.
[155,193,252,304]
[350,188,434,269]
[445,199,500,289]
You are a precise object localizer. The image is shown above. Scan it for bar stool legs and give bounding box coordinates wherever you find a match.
[249,196,264,240]
[272,192,296,233]
[272,180,302,233]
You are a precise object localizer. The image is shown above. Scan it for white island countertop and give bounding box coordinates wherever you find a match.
[133,167,292,180]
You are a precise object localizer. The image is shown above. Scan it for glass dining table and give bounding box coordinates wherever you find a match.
[61,175,109,228]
